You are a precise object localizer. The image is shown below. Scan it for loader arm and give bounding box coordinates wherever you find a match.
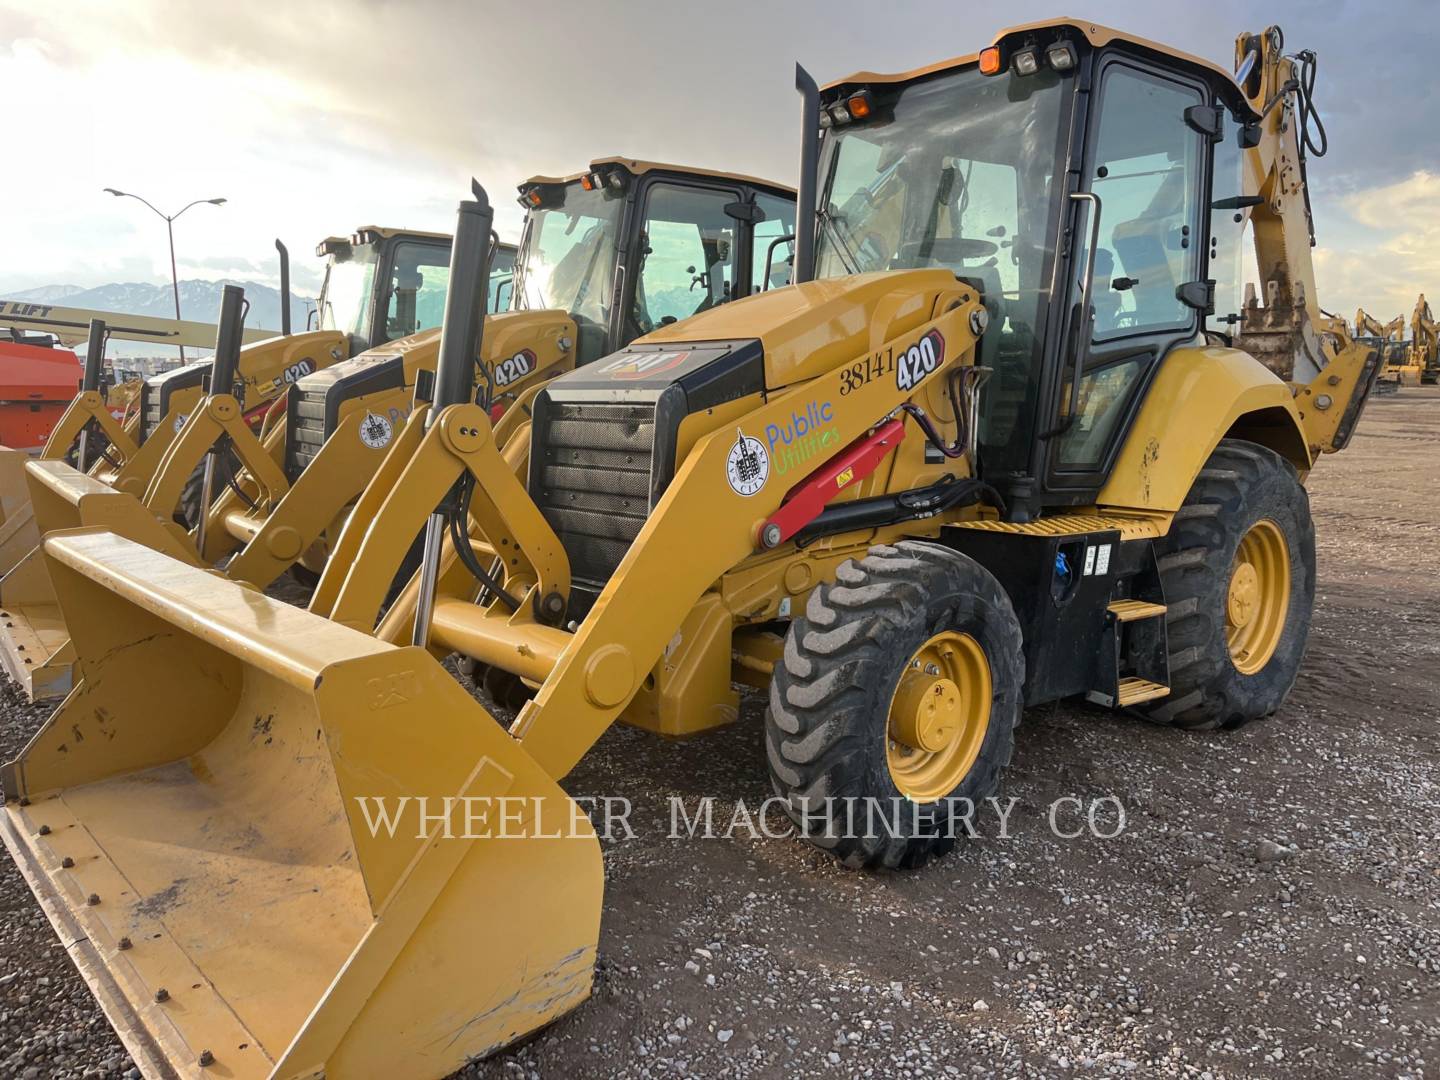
[39,392,140,465]
[143,392,290,522]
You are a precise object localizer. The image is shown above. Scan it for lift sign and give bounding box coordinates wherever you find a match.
[896,329,945,392]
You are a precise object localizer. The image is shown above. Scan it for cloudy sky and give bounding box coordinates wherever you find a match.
[2,0,1437,320]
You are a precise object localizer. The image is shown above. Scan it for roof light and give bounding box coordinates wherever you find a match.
[580,174,595,191]
[979,46,1002,76]
[1011,48,1040,76]
[846,90,873,119]
[525,189,542,207]
[818,108,834,129]
[1046,41,1077,71]
[827,102,851,126]
[605,170,627,192]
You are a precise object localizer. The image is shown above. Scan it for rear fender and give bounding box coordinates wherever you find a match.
[1098,346,1308,514]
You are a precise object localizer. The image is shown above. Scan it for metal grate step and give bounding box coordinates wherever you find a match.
[1116,677,1170,707]
[1107,599,1168,622]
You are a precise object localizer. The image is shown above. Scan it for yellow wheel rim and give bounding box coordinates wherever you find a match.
[886,631,991,802]
[1226,518,1290,675]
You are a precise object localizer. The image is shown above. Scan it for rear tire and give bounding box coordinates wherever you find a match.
[1137,439,1315,731]
[765,541,1024,870]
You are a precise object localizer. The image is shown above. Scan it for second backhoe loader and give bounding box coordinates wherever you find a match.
[2,19,1376,1079]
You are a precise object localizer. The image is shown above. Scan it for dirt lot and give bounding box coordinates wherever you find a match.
[1,389,1437,1079]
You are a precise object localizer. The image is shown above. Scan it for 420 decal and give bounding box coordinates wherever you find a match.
[895,329,945,392]
[838,328,946,395]
[493,348,537,388]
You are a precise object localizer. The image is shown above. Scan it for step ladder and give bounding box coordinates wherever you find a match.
[1086,599,1171,709]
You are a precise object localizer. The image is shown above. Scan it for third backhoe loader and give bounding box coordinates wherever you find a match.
[2,19,1377,1079]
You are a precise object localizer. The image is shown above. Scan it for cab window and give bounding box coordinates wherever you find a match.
[752,192,797,291]
[1083,67,1204,340]
[489,246,516,312]
[385,241,452,338]
[632,184,740,334]
[1055,64,1204,471]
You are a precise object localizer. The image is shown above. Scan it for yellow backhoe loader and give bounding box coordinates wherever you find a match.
[0,164,794,701]
[1355,307,1414,388]
[2,19,1377,1079]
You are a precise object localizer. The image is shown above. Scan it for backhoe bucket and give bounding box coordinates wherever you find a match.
[0,461,194,701]
[0,446,40,577]
[0,531,601,1079]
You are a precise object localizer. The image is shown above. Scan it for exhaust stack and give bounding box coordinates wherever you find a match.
[413,184,495,646]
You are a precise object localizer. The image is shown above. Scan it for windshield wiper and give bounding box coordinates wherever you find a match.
[817,206,861,275]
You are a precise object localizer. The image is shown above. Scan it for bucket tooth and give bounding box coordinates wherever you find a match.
[3,531,602,1079]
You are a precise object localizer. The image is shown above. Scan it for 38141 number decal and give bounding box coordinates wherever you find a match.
[895,329,945,392]
[838,328,947,396]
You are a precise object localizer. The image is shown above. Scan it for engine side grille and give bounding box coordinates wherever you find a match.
[532,402,655,590]
[140,383,162,442]
[288,383,331,479]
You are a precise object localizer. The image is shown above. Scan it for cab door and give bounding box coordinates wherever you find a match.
[611,176,747,348]
[1042,57,1211,497]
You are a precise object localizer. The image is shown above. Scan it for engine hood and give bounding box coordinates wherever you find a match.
[635,269,968,388]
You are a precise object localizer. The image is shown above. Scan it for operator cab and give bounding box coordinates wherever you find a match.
[813,21,1264,519]
[315,226,518,356]
[513,158,796,367]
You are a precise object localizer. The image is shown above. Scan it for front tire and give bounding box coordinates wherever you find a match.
[765,541,1024,870]
[1138,439,1315,731]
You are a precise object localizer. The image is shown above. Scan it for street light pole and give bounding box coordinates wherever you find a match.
[103,189,226,363]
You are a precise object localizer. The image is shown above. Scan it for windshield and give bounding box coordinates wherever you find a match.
[513,184,623,329]
[318,243,378,339]
[815,66,1069,478]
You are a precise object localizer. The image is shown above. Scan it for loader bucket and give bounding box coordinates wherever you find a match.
[1,531,602,1079]
[0,461,196,702]
[0,446,40,577]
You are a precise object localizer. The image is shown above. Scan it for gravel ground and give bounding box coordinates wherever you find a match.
[1,388,1437,1079]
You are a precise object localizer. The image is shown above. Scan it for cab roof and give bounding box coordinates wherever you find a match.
[824,17,1256,118]
[317,229,516,257]
[520,157,794,199]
